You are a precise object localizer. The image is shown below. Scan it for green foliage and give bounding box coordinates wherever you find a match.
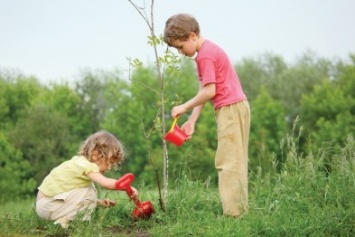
[182,102,217,182]
[237,54,287,100]
[249,134,355,236]
[147,35,162,47]
[250,87,287,173]
[337,54,355,99]
[300,79,355,151]
[33,83,85,144]
[275,52,333,122]
[1,136,355,236]
[74,69,122,135]
[8,104,72,185]
[102,61,210,185]
[0,72,42,130]
[238,51,335,128]
[0,132,36,201]
[0,52,354,199]
[102,66,160,177]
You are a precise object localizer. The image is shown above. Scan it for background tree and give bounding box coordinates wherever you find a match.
[275,52,334,125]
[74,70,119,135]
[249,87,287,174]
[0,132,36,201]
[237,51,334,128]
[0,72,41,130]
[336,54,355,112]
[9,104,72,185]
[237,54,287,102]
[300,72,355,152]
[1,51,354,199]
[102,66,159,179]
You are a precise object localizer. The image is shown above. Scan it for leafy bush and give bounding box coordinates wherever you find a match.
[1,134,354,236]
[0,132,37,202]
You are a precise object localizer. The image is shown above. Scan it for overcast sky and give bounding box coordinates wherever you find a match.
[1,0,354,83]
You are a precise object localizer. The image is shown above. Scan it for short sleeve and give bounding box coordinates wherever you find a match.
[197,58,216,85]
[83,162,100,175]
[72,156,100,175]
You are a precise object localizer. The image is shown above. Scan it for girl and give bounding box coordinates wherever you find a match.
[36,130,138,228]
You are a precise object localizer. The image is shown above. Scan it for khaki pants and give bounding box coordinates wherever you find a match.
[215,100,250,217]
[36,185,97,222]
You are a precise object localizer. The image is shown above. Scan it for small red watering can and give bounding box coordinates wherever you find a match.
[164,117,188,147]
[115,173,155,219]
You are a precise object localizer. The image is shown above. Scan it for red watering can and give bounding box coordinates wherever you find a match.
[115,173,155,219]
[164,118,188,147]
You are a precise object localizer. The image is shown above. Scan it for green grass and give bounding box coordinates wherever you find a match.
[1,136,355,236]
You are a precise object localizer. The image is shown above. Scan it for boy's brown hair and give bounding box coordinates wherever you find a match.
[164,13,200,46]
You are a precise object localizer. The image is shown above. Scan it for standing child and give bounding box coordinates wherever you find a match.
[36,130,138,228]
[164,13,250,218]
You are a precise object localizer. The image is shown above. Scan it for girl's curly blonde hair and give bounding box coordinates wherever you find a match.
[78,130,125,170]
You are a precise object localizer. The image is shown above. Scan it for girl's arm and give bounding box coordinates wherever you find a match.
[87,172,138,198]
[87,172,117,189]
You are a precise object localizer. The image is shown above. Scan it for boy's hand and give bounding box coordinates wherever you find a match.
[181,120,195,140]
[97,198,117,208]
[171,104,188,119]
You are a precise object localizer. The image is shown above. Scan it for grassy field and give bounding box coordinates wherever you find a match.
[1,137,355,236]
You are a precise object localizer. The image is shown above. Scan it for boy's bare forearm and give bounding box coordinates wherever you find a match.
[184,83,215,112]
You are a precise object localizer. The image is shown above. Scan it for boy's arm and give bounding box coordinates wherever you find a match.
[188,81,207,123]
[174,82,215,138]
[189,104,204,124]
[171,82,215,118]
[180,104,204,139]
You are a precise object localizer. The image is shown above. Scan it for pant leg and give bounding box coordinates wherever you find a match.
[36,185,97,222]
[215,100,250,217]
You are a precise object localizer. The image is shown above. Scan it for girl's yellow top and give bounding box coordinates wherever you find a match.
[38,155,99,197]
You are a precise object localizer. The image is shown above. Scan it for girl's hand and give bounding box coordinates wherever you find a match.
[130,187,139,201]
[97,198,117,208]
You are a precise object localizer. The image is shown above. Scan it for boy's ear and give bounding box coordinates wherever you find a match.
[189,32,198,40]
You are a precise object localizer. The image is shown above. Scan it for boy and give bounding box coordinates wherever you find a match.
[164,13,250,218]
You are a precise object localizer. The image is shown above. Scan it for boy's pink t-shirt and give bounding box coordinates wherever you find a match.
[195,40,246,110]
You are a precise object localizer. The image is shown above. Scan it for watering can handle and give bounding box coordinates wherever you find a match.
[115,173,135,195]
[169,117,178,132]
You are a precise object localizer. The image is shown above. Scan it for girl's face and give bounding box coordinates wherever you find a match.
[92,152,118,173]
[97,158,112,173]
[170,32,199,57]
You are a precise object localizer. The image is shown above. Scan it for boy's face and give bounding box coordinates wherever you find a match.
[169,33,198,57]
